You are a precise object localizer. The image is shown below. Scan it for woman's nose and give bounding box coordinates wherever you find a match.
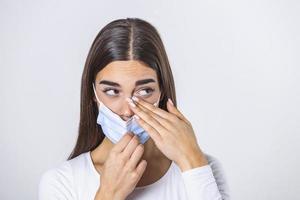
[120,98,135,121]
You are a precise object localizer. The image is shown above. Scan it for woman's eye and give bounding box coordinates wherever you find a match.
[103,89,119,96]
[136,88,154,96]
[102,88,154,97]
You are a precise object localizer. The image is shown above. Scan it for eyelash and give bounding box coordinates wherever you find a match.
[102,87,155,97]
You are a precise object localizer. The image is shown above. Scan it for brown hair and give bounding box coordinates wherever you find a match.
[68,18,177,160]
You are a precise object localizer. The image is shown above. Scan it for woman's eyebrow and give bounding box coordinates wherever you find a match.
[99,80,120,87]
[135,78,155,86]
[99,78,155,87]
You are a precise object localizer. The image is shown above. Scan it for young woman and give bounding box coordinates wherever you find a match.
[39,18,230,200]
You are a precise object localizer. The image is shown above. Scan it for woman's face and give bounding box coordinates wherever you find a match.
[94,60,161,121]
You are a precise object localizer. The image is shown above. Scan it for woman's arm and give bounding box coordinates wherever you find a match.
[127,97,231,199]
[181,153,230,200]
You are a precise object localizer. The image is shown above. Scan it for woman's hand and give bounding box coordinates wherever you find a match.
[126,97,208,172]
[95,133,147,200]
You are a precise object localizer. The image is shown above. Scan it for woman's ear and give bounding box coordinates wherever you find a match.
[92,96,99,107]
[92,91,101,108]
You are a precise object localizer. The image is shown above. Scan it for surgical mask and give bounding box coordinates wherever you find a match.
[92,83,161,144]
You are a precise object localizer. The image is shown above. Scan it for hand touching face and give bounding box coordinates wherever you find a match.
[126,96,208,172]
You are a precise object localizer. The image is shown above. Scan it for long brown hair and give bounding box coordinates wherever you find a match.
[68,18,177,160]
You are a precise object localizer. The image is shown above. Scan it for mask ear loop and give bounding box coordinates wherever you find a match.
[153,93,161,107]
[92,83,101,106]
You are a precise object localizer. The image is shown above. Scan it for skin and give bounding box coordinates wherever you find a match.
[92,60,208,200]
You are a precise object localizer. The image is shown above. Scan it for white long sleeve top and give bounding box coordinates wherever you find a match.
[38,151,230,200]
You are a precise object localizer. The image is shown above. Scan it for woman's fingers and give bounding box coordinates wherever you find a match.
[127,143,145,170]
[131,96,176,121]
[121,134,147,173]
[135,159,147,177]
[113,133,145,170]
[122,135,140,160]
[133,117,163,143]
[127,99,165,136]
[112,132,134,153]
[136,103,176,132]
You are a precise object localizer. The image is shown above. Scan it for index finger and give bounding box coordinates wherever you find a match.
[131,96,176,121]
[112,132,134,153]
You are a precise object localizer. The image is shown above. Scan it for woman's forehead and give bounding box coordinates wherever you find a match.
[96,60,158,82]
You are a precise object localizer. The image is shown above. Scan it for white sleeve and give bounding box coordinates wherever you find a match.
[38,161,76,200]
[181,154,230,200]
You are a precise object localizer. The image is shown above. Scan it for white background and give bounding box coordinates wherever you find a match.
[1,0,299,199]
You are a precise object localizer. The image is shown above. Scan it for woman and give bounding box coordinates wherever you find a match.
[39,18,230,200]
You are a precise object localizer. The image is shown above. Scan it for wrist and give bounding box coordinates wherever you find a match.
[178,149,208,172]
[95,187,122,200]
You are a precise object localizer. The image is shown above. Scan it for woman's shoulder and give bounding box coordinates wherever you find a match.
[38,152,90,200]
[39,152,89,181]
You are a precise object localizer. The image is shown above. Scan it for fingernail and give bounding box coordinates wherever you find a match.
[129,102,136,107]
[134,115,140,120]
[168,98,174,105]
[126,98,136,107]
[132,96,139,102]
[126,97,132,103]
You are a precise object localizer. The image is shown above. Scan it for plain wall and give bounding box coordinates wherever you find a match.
[1,0,299,199]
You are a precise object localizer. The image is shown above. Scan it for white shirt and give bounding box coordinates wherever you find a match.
[38,151,230,200]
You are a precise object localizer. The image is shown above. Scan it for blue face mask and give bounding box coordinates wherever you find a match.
[92,84,161,144]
